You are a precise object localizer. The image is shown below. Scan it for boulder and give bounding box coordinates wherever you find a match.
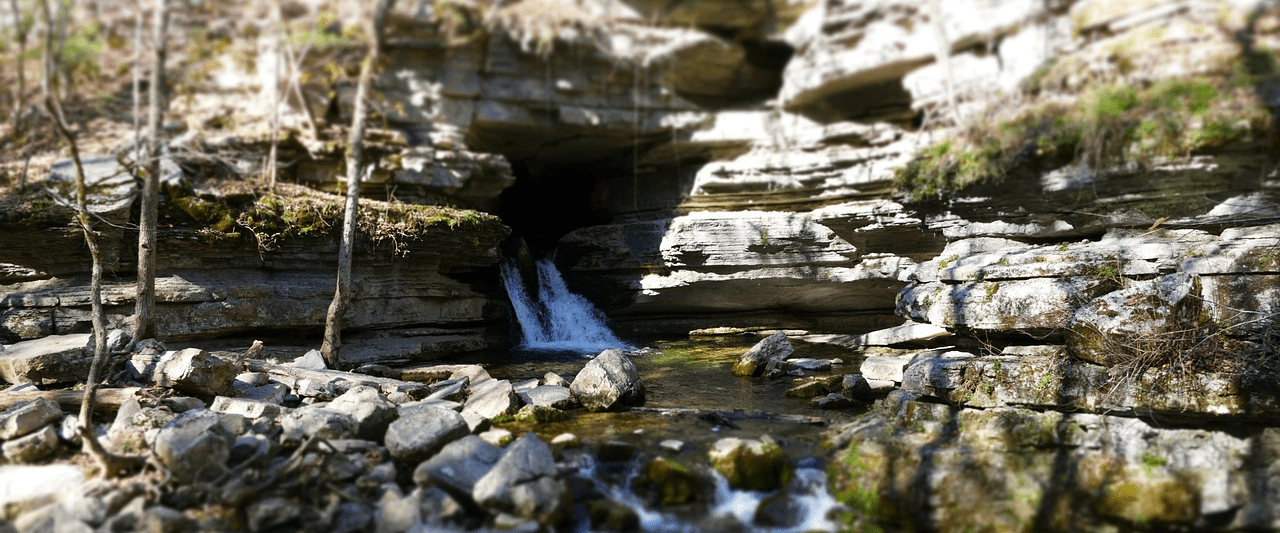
[0,464,83,520]
[472,432,567,523]
[708,436,792,491]
[384,404,469,464]
[0,334,92,385]
[280,406,357,443]
[839,374,875,400]
[850,322,952,347]
[569,349,646,411]
[413,435,504,498]
[151,409,236,484]
[637,457,700,506]
[0,398,64,440]
[328,385,399,441]
[462,379,522,420]
[731,332,794,377]
[127,348,237,396]
[1,425,60,463]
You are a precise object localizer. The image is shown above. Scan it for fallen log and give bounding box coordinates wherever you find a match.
[0,387,143,413]
[244,360,432,401]
[625,406,829,427]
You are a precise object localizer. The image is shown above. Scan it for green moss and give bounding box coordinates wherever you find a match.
[640,457,698,506]
[895,71,1270,200]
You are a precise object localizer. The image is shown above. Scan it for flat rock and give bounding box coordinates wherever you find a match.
[0,398,63,440]
[0,334,92,385]
[1,425,59,463]
[517,385,574,410]
[209,396,283,420]
[385,404,469,464]
[463,379,522,420]
[0,464,83,520]
[850,322,952,347]
[859,354,916,382]
[280,406,357,443]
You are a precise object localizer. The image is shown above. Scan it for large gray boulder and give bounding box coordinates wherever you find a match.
[413,435,504,499]
[569,349,646,411]
[472,432,566,523]
[280,406,358,443]
[328,385,399,441]
[151,409,236,483]
[384,404,469,464]
[461,379,522,420]
[126,348,238,396]
[731,332,793,377]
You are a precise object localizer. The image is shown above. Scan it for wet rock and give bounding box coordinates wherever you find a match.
[785,380,828,399]
[0,398,63,440]
[0,334,92,385]
[329,502,373,533]
[786,358,834,372]
[514,404,568,423]
[637,457,700,506]
[127,348,238,396]
[328,385,399,441]
[839,374,875,400]
[280,406,357,443]
[385,404,469,464]
[2,425,60,463]
[151,409,236,483]
[588,499,640,533]
[754,490,804,529]
[570,350,646,411]
[472,432,567,523]
[659,439,685,453]
[813,393,859,410]
[462,379,522,420]
[709,436,793,491]
[413,435,503,499]
[731,332,793,377]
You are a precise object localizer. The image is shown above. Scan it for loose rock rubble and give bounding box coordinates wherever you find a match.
[0,337,832,532]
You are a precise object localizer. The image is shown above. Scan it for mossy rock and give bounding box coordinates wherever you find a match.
[708,436,792,492]
[636,456,700,506]
[588,499,640,533]
[514,404,568,423]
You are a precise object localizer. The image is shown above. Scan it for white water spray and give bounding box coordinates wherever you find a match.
[500,257,630,353]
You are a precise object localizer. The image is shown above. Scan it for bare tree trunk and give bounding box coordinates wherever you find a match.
[9,0,31,133]
[39,0,143,479]
[134,0,167,341]
[930,0,961,126]
[131,0,142,167]
[320,0,396,370]
[266,0,282,195]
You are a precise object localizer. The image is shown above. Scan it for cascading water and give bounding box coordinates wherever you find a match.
[500,257,630,353]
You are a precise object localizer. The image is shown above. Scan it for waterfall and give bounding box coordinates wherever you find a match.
[500,257,630,353]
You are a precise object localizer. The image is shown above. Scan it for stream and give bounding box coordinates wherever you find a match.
[463,336,862,533]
